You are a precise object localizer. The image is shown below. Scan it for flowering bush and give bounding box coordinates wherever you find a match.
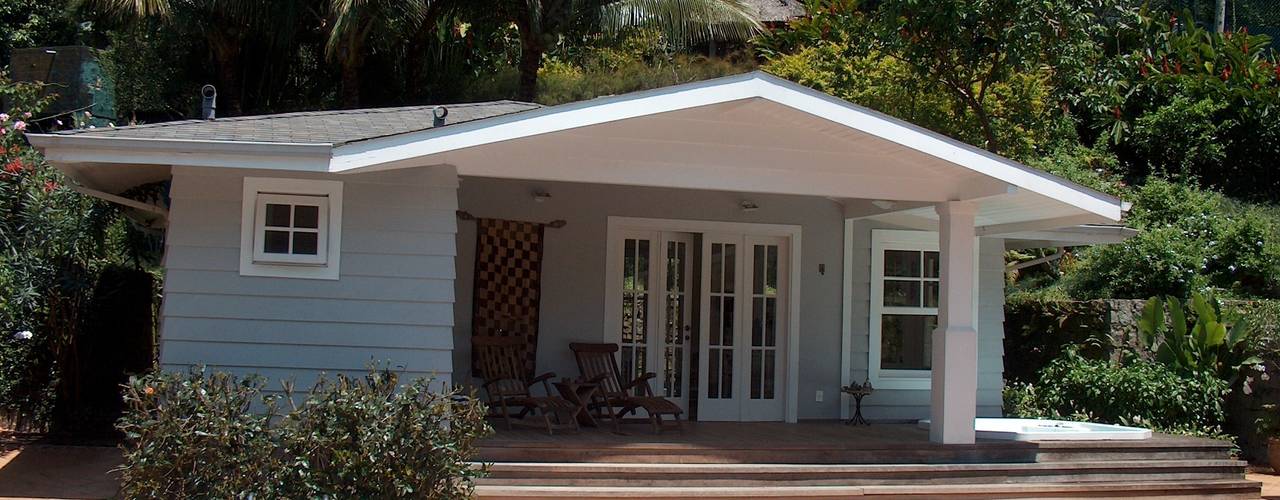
[117,368,491,499]
[0,74,156,432]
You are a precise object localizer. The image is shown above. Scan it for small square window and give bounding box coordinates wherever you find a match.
[241,178,342,280]
[252,193,329,266]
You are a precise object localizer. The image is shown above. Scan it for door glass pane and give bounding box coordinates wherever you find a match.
[621,345,634,384]
[708,349,720,399]
[676,242,686,290]
[765,297,777,347]
[750,350,762,399]
[723,244,736,292]
[752,297,763,347]
[753,245,764,294]
[881,314,936,370]
[884,250,922,277]
[720,349,733,398]
[711,244,723,294]
[634,293,647,344]
[709,296,721,346]
[768,246,779,294]
[622,294,634,343]
[883,280,921,307]
[637,240,649,291]
[763,350,776,399]
[624,239,636,289]
[721,296,734,347]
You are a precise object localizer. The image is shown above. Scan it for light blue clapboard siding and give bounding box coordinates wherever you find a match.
[158,166,459,386]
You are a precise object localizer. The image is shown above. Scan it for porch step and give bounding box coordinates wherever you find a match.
[477,459,1248,487]
[477,438,1231,464]
[473,479,1262,499]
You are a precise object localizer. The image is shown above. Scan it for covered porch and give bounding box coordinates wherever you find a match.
[430,73,1128,443]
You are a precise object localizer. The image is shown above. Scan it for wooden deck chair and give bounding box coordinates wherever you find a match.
[473,336,579,434]
[569,342,683,434]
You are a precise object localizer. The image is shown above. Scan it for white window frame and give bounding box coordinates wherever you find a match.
[240,177,343,280]
[865,228,978,390]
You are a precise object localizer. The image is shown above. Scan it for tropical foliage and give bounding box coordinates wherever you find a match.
[1136,292,1263,386]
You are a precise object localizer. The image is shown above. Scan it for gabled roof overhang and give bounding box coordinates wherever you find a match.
[28,71,1128,232]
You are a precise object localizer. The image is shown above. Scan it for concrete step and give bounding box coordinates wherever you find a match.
[474,479,1262,499]
[478,459,1247,487]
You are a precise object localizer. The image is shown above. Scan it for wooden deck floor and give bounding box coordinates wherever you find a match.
[477,420,1229,464]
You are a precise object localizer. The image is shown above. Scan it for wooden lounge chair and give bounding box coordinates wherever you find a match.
[569,342,684,434]
[473,335,579,434]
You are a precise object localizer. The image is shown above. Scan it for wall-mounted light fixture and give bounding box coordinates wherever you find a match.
[740,200,760,212]
[533,190,552,203]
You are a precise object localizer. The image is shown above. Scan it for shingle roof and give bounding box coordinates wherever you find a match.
[54,100,541,145]
[740,0,807,22]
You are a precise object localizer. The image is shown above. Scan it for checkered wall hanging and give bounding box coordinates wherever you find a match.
[470,217,546,378]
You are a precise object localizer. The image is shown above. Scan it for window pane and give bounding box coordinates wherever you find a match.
[766,245,778,294]
[884,250,921,277]
[924,281,940,308]
[292,232,319,255]
[752,297,763,347]
[265,203,291,227]
[263,230,290,254]
[881,314,936,370]
[883,280,921,307]
[294,205,320,229]
[924,251,940,278]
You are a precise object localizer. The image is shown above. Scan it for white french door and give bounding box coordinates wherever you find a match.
[615,230,694,410]
[698,234,789,421]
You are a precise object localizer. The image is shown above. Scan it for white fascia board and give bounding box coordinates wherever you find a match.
[27,134,333,172]
[331,71,1125,222]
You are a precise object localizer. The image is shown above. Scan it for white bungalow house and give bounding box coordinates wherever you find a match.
[29,72,1131,445]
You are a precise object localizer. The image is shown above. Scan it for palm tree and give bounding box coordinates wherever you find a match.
[429,0,764,102]
[324,0,429,107]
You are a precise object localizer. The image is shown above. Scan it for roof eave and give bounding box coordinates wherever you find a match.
[28,133,334,172]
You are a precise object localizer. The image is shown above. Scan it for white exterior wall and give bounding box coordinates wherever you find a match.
[454,177,1006,420]
[159,165,460,390]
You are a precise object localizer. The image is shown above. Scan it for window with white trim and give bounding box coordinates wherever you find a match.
[240,178,343,280]
[864,229,977,390]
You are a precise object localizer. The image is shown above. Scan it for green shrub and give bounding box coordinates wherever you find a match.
[1063,179,1280,300]
[117,368,491,499]
[1004,348,1230,436]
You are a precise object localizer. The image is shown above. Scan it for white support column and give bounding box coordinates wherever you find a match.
[930,201,978,444]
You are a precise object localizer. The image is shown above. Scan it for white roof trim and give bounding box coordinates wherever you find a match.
[330,71,1123,221]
